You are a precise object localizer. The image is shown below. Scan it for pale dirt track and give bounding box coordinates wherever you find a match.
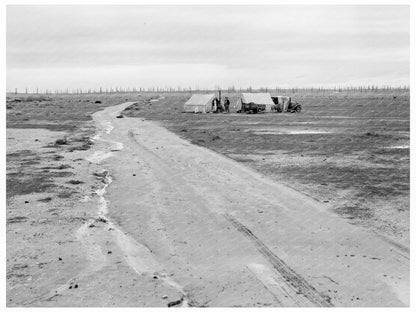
[47,102,409,307]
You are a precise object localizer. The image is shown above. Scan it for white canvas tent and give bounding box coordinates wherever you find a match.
[183,94,215,113]
[234,93,275,112]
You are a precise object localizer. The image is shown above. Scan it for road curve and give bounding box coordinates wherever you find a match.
[82,102,409,307]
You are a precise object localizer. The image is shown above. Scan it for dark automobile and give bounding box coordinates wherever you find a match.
[271,96,302,113]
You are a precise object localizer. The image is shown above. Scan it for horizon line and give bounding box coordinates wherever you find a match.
[6,84,411,95]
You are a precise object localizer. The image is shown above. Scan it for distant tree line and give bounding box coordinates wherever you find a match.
[8,84,410,95]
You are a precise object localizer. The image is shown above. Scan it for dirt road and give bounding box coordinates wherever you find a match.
[41,102,409,307]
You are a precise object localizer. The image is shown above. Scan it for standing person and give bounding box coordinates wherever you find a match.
[212,97,218,113]
[217,98,223,113]
[224,97,230,113]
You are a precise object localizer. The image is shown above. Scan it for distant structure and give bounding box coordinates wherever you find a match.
[183,94,216,113]
[234,93,275,112]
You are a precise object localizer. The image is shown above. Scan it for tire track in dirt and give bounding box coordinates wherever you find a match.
[50,101,407,307]
[126,126,366,307]
[224,213,333,307]
[124,129,331,307]
[108,102,408,306]
[125,128,298,306]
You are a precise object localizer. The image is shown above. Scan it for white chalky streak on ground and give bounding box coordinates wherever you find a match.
[83,102,189,306]
[385,145,409,149]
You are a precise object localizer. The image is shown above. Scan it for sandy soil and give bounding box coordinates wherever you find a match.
[121,91,409,249]
[6,127,107,306]
[226,150,410,247]
[7,102,409,307]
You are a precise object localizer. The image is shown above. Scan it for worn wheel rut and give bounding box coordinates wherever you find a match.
[224,213,333,307]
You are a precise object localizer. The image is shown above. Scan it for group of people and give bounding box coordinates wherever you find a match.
[211,97,230,113]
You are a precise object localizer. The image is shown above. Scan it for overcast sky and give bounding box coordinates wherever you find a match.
[7,5,409,91]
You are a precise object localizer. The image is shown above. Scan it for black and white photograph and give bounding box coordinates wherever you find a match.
[3,1,414,309]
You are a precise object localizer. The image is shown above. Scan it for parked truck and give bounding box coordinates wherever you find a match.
[239,102,267,114]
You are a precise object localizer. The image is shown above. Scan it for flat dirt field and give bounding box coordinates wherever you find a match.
[123,90,410,246]
[6,90,409,307]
